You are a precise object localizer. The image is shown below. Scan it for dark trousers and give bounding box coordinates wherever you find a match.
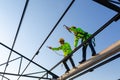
[63,56,75,71]
[82,39,96,61]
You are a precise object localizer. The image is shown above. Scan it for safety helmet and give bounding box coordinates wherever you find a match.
[59,38,64,42]
[71,26,76,29]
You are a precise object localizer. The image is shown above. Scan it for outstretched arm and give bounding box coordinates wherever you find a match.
[48,46,61,51]
[63,25,72,33]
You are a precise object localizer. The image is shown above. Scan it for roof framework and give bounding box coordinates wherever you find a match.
[0,0,75,80]
[93,0,120,13]
[0,0,120,80]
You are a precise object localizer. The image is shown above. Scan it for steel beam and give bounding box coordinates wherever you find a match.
[93,0,120,12]
[57,40,120,80]
[69,53,120,80]
[0,72,50,79]
[0,42,58,79]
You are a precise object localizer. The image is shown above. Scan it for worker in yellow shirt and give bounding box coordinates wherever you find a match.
[64,25,97,63]
[48,38,75,73]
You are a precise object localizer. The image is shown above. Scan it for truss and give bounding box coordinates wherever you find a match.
[0,0,119,80]
[0,0,75,80]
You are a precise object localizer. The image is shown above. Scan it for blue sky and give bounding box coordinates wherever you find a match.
[0,0,120,80]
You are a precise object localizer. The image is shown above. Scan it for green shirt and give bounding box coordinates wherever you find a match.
[51,42,72,57]
[69,26,92,47]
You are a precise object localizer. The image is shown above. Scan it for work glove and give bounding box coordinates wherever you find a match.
[48,46,52,49]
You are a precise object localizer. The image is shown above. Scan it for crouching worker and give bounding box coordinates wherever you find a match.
[64,25,97,64]
[48,38,75,73]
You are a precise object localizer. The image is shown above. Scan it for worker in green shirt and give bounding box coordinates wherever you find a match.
[64,25,97,63]
[48,38,75,73]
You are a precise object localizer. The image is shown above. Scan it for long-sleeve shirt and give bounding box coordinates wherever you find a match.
[69,26,92,47]
[51,42,72,57]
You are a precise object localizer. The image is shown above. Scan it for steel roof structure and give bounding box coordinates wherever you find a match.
[0,0,120,80]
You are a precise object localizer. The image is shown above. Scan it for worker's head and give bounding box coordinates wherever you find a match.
[71,26,76,29]
[59,38,64,44]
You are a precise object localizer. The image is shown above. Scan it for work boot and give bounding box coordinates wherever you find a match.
[79,59,86,64]
[92,54,98,58]
[92,54,97,56]
[73,67,77,69]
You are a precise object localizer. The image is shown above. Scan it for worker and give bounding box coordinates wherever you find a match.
[48,38,75,73]
[64,25,97,63]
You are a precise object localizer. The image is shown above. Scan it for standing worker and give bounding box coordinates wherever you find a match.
[48,38,76,73]
[64,25,97,63]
